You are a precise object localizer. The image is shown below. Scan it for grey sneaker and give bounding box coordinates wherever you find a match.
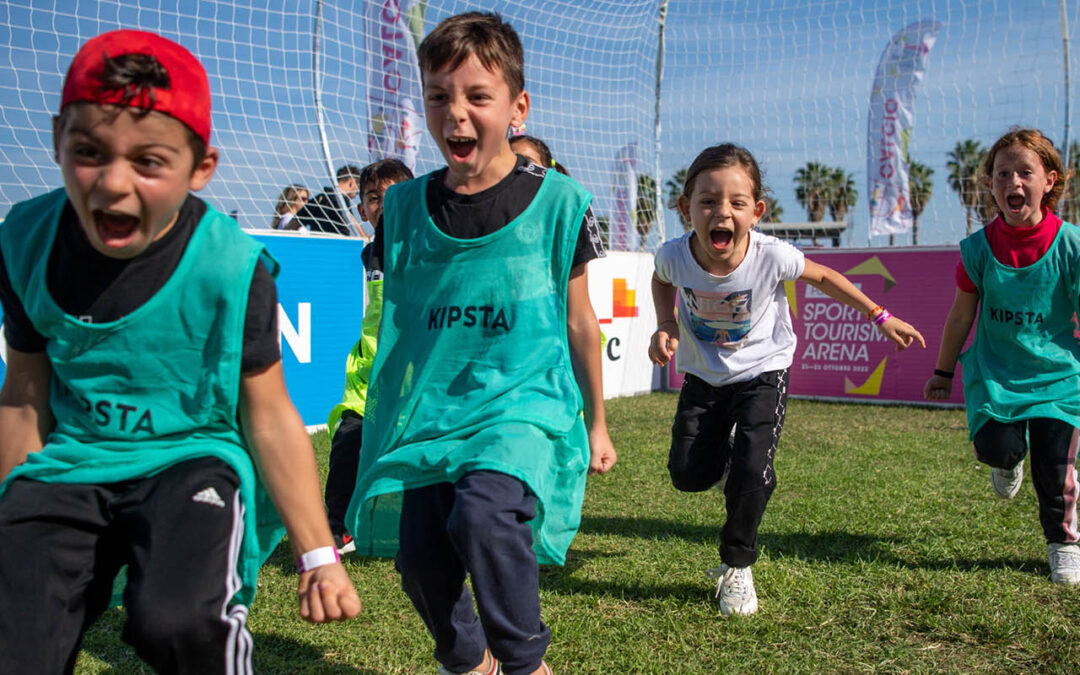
[991,460,1023,499]
[1048,543,1080,585]
[707,563,758,616]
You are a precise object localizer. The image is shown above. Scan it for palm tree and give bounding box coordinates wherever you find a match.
[794,162,829,222]
[636,173,658,249]
[824,168,858,222]
[664,167,690,232]
[908,161,934,245]
[947,139,986,235]
[596,214,611,248]
[762,195,783,223]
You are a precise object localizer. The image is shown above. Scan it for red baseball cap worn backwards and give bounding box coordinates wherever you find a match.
[60,30,212,145]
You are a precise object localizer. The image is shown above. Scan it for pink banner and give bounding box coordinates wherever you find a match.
[668,247,967,405]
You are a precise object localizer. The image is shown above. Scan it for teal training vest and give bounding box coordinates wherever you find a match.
[958,221,1080,438]
[346,170,592,564]
[0,189,285,605]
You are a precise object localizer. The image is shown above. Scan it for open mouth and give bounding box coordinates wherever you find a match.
[709,229,733,250]
[446,136,477,162]
[94,211,140,248]
[1006,195,1026,210]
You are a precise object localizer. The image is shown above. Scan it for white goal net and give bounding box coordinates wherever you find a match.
[0,1,1077,249]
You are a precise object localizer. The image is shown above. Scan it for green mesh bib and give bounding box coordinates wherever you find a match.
[347,170,592,564]
[0,189,284,604]
[958,221,1080,437]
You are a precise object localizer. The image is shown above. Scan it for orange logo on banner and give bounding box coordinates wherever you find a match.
[600,278,639,324]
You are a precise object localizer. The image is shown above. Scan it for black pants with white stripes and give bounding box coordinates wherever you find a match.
[974,417,1080,544]
[668,369,789,568]
[0,456,252,675]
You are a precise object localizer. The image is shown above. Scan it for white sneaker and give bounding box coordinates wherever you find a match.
[991,460,1023,499]
[1048,543,1080,585]
[707,563,758,616]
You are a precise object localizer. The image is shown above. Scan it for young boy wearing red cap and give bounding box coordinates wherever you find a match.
[0,30,359,673]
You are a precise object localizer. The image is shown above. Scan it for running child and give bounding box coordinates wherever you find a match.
[0,30,359,674]
[924,127,1080,585]
[324,158,413,554]
[347,12,615,675]
[649,143,924,616]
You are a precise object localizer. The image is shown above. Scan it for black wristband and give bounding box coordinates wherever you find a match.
[933,369,954,379]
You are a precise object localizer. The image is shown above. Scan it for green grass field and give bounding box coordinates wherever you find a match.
[75,395,1080,673]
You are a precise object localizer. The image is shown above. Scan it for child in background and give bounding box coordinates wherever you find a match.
[348,12,615,675]
[510,134,569,175]
[324,158,413,554]
[924,127,1080,585]
[649,143,923,616]
[0,30,358,674]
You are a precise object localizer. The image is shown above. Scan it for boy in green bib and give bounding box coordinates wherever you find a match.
[925,128,1080,585]
[0,30,359,674]
[348,12,616,675]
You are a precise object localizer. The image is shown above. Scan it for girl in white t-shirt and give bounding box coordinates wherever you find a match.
[649,143,924,616]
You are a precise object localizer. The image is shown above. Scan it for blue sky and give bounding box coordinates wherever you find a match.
[0,0,1077,248]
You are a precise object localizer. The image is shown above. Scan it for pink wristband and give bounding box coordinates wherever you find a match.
[872,309,892,326]
[297,546,339,573]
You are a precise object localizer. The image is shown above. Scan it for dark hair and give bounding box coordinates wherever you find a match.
[56,53,207,166]
[359,158,414,190]
[552,161,570,176]
[336,164,363,184]
[274,184,308,215]
[981,127,1066,214]
[509,135,553,167]
[682,143,767,202]
[417,12,525,96]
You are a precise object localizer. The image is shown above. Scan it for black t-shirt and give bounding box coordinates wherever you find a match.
[291,187,354,236]
[0,195,280,373]
[370,156,606,266]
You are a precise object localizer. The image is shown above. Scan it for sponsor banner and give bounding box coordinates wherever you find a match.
[667,247,967,406]
[587,251,659,398]
[789,248,961,403]
[866,20,941,236]
[254,234,365,426]
[0,238,666,426]
[365,0,425,171]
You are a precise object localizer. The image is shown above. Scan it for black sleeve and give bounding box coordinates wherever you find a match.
[571,205,606,269]
[240,258,280,373]
[0,244,46,352]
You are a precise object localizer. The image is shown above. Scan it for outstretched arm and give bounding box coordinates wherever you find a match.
[648,274,679,366]
[239,361,361,622]
[566,264,616,475]
[0,348,53,482]
[924,288,978,400]
[800,259,926,350]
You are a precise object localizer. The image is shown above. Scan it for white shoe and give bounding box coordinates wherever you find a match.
[991,460,1023,499]
[707,563,758,616]
[1048,543,1080,585]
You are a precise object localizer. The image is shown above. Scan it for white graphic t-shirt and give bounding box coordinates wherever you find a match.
[654,230,805,385]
